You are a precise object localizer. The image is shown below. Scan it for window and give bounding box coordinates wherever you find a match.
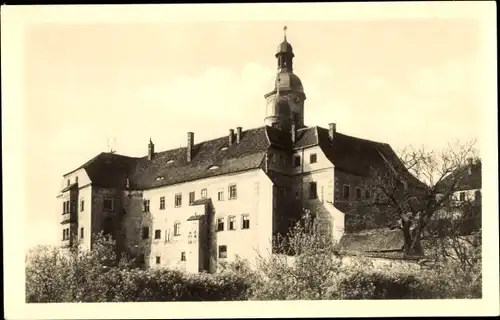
[80,227,84,239]
[356,188,362,200]
[159,197,165,210]
[294,156,301,167]
[365,189,371,199]
[242,215,250,229]
[165,229,171,242]
[143,199,150,212]
[67,179,70,187]
[189,191,195,204]
[295,191,300,200]
[181,252,186,261]
[218,245,227,259]
[174,222,181,236]
[188,232,193,244]
[201,188,207,199]
[62,228,68,240]
[218,189,224,201]
[279,155,285,165]
[310,153,317,164]
[343,185,350,200]
[474,190,481,202]
[80,199,84,212]
[228,216,236,230]
[156,256,161,264]
[103,198,114,211]
[154,229,161,239]
[459,192,466,201]
[229,185,237,199]
[175,193,182,207]
[217,218,224,232]
[142,227,149,239]
[309,182,318,199]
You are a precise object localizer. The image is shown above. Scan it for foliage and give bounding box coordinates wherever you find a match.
[359,140,478,255]
[249,211,343,300]
[26,233,250,302]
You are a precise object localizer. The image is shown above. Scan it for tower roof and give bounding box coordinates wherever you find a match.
[276,25,294,56]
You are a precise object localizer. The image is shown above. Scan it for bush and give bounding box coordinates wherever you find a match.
[25,234,251,302]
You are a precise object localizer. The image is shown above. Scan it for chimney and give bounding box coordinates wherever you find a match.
[328,123,336,140]
[187,132,194,163]
[228,129,234,146]
[236,127,242,144]
[148,138,155,160]
[291,122,296,144]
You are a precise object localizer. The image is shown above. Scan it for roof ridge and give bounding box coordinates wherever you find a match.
[143,125,268,159]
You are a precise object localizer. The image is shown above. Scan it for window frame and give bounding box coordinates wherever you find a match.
[218,245,228,259]
[142,226,149,239]
[459,192,466,201]
[309,181,318,199]
[309,153,317,164]
[174,222,181,236]
[103,197,114,211]
[294,156,301,167]
[159,196,166,210]
[342,184,351,200]
[154,229,161,240]
[143,199,150,212]
[241,215,250,230]
[355,187,362,200]
[189,191,195,204]
[216,218,224,232]
[156,256,161,264]
[201,188,207,199]
[175,193,182,207]
[218,189,224,201]
[181,252,186,261]
[228,184,237,200]
[80,199,84,212]
[80,227,84,239]
[228,216,236,230]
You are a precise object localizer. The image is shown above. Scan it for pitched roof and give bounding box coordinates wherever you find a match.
[65,124,424,191]
[436,160,482,192]
[295,126,424,185]
[338,228,405,252]
[65,126,291,190]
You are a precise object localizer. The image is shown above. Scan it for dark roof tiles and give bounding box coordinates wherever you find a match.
[67,124,423,191]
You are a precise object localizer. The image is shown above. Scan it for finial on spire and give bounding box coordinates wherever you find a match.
[283,25,288,41]
[149,137,153,144]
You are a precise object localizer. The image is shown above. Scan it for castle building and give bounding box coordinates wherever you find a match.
[57,28,413,272]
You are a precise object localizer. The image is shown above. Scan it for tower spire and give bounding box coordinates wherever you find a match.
[283,25,287,41]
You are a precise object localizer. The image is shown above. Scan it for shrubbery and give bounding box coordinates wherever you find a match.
[26,228,481,302]
[25,234,251,302]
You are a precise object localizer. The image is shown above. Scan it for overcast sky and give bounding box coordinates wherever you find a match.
[2,4,494,250]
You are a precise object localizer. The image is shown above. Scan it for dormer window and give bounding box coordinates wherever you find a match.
[208,165,220,170]
[220,147,228,151]
[166,159,175,164]
[156,176,165,181]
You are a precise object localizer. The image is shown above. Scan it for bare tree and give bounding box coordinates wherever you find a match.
[357,140,478,256]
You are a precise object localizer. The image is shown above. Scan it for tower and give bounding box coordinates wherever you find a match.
[264,26,307,130]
